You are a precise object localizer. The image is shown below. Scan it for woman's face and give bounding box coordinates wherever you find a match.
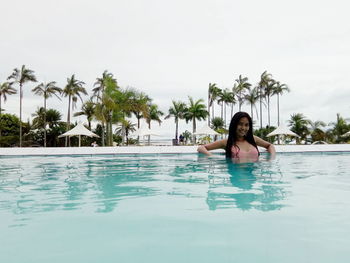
[236,117,250,138]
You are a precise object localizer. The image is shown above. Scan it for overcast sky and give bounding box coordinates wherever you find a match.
[1,0,349,138]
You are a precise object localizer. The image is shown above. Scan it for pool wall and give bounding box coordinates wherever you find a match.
[0,144,350,156]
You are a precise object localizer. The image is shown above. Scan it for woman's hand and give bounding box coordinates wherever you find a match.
[197,145,213,156]
[254,135,276,155]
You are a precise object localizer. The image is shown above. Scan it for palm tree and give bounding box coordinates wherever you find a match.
[244,87,259,123]
[146,103,164,144]
[257,71,272,128]
[219,88,235,128]
[309,120,326,143]
[94,98,107,146]
[234,75,251,111]
[113,87,149,145]
[184,97,209,143]
[0,82,17,116]
[32,81,62,147]
[217,92,225,121]
[46,109,63,128]
[272,81,290,126]
[115,119,136,145]
[182,130,192,145]
[31,107,46,130]
[329,113,350,143]
[7,65,37,147]
[264,79,276,127]
[32,107,63,147]
[288,113,311,144]
[208,83,221,125]
[73,99,95,130]
[165,100,187,141]
[211,117,225,141]
[131,91,151,129]
[146,104,163,129]
[92,71,118,145]
[62,75,87,146]
[92,70,116,102]
[211,117,225,130]
[95,91,117,146]
[0,82,17,143]
[45,109,64,147]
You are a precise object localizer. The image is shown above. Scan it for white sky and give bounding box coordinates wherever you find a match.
[1,0,350,138]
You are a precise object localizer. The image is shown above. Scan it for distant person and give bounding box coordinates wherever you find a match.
[179,134,184,145]
[91,141,98,147]
[197,112,275,162]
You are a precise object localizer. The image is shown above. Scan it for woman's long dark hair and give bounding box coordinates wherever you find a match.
[225,112,259,158]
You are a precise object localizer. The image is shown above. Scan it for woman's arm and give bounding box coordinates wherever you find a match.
[197,139,227,156]
[254,135,276,155]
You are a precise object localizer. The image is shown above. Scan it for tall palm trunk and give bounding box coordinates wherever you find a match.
[224,103,227,128]
[105,121,109,146]
[66,95,71,147]
[107,121,112,146]
[137,116,141,142]
[125,130,129,145]
[107,120,112,146]
[101,123,105,146]
[192,118,196,144]
[221,103,223,120]
[231,103,234,119]
[44,96,47,147]
[277,94,280,126]
[121,126,126,145]
[277,94,280,145]
[19,83,23,147]
[267,96,271,126]
[175,119,179,140]
[212,104,215,120]
[109,118,113,146]
[148,121,151,145]
[122,114,127,145]
[106,120,111,146]
[207,91,210,126]
[259,86,263,129]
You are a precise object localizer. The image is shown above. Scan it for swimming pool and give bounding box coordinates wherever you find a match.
[1,153,349,263]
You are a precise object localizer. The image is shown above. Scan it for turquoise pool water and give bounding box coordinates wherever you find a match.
[0,153,349,263]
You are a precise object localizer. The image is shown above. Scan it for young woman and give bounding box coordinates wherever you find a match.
[197,112,275,161]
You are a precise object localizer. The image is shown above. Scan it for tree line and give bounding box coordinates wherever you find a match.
[205,72,349,144]
[0,65,349,147]
[207,71,290,129]
[0,65,207,147]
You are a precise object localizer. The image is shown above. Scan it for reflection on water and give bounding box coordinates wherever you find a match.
[0,154,290,225]
[0,156,160,219]
[205,157,287,211]
[2,153,350,263]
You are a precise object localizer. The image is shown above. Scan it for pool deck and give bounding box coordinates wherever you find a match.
[0,144,350,156]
